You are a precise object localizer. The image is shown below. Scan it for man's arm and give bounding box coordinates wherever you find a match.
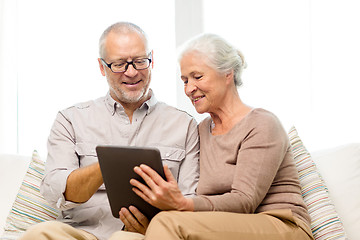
[41,111,102,209]
[64,162,103,203]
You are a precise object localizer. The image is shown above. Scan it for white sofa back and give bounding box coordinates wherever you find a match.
[312,143,360,239]
[0,154,30,236]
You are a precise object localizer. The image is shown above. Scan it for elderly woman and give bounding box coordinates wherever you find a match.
[124,33,314,240]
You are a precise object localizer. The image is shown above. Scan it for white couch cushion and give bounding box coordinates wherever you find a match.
[288,126,347,240]
[312,143,360,240]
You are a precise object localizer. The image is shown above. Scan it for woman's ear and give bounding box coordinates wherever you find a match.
[225,70,234,85]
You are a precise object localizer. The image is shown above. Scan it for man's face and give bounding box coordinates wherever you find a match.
[99,31,152,106]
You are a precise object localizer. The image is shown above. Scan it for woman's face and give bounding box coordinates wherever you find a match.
[180,52,230,114]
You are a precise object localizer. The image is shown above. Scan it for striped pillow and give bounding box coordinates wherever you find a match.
[1,151,59,239]
[288,126,347,240]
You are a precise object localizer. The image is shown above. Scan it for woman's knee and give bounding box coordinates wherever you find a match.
[109,230,144,240]
[151,211,183,226]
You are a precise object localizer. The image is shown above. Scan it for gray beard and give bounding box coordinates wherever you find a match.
[116,86,149,104]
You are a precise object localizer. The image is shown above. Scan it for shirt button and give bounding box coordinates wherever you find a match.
[166,153,170,157]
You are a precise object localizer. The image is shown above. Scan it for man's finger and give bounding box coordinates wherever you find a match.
[119,208,136,232]
[129,206,149,229]
[119,207,147,234]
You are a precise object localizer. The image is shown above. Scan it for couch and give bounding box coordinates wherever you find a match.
[0,127,359,239]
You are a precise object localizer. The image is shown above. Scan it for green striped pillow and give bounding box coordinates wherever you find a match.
[288,126,347,240]
[1,151,59,239]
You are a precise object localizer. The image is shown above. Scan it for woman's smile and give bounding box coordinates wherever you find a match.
[192,95,205,104]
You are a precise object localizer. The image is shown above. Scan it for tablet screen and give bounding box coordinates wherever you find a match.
[96,145,165,220]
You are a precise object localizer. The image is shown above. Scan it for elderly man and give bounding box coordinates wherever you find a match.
[19,22,199,240]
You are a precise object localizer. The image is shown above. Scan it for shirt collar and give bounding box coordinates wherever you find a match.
[105,92,118,115]
[142,89,157,115]
[105,89,158,116]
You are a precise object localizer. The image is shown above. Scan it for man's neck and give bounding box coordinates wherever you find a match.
[119,94,151,123]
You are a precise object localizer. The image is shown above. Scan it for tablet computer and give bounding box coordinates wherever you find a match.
[96,145,165,220]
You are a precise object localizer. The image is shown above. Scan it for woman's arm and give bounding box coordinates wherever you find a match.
[193,112,289,213]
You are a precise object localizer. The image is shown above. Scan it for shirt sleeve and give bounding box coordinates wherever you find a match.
[177,118,200,197]
[40,111,81,210]
[193,113,289,213]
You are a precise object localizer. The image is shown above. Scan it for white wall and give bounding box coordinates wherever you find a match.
[175,0,208,123]
[1,0,359,156]
[309,0,360,151]
[197,0,360,152]
[1,0,177,157]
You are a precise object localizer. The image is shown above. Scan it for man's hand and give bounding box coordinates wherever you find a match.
[119,206,149,234]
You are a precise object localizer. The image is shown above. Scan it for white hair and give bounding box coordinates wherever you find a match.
[99,22,149,58]
[178,33,247,87]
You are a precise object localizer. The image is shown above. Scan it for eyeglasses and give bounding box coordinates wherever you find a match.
[101,53,152,73]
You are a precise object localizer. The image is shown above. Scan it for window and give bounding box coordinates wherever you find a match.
[1,0,360,156]
[200,0,360,151]
[0,0,177,156]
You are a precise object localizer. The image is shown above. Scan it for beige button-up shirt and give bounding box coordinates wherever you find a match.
[41,91,199,240]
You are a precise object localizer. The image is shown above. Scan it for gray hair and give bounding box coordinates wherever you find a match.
[99,22,149,58]
[178,33,247,87]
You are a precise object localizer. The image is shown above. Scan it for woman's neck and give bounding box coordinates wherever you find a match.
[210,95,252,135]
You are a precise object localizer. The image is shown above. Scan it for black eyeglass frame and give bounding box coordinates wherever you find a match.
[100,52,152,73]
